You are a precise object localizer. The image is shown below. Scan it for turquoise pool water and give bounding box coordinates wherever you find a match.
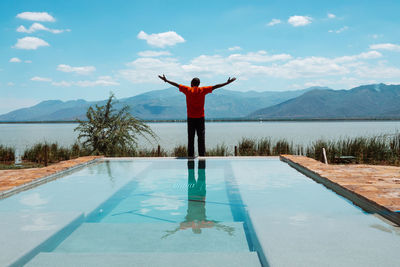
[1,158,399,266]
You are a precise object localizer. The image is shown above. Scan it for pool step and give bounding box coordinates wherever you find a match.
[54,222,249,253]
[26,252,261,267]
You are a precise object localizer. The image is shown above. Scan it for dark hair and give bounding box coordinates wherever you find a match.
[191,77,200,87]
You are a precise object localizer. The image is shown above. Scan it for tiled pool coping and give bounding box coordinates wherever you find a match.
[281,155,400,226]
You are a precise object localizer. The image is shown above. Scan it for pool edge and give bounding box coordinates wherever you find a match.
[280,155,400,226]
[0,158,102,200]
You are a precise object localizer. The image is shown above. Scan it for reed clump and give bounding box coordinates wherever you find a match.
[173,145,187,157]
[306,140,336,162]
[22,142,90,165]
[0,145,15,163]
[206,144,229,156]
[237,137,296,156]
[272,139,294,155]
[136,147,168,157]
[238,138,257,156]
[257,138,272,156]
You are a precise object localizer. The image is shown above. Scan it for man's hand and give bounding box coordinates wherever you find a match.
[212,77,237,90]
[158,74,167,82]
[158,74,179,88]
[227,77,236,84]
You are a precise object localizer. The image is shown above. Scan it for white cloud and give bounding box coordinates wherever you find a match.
[228,50,292,62]
[327,13,336,19]
[353,62,400,78]
[181,55,231,76]
[51,81,71,87]
[7,82,15,86]
[329,26,348,34]
[16,12,55,22]
[75,76,119,87]
[228,46,242,51]
[13,37,49,50]
[17,23,68,34]
[334,51,382,63]
[57,64,96,75]
[137,50,171,57]
[304,81,327,87]
[355,50,382,59]
[329,26,349,33]
[369,43,400,52]
[9,57,21,63]
[31,76,52,82]
[267,19,281,26]
[9,57,32,63]
[277,56,348,78]
[370,34,382,39]
[288,15,312,27]
[121,57,186,83]
[137,31,185,48]
[51,76,119,87]
[118,49,392,84]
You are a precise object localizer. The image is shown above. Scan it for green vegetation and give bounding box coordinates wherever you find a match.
[237,138,257,156]
[22,142,90,165]
[237,138,296,156]
[173,145,187,157]
[75,94,156,156]
[306,134,400,165]
[0,145,15,163]
[257,138,272,156]
[206,144,229,156]
[135,146,168,157]
[0,162,43,170]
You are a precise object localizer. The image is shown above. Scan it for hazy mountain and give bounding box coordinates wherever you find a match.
[249,83,400,119]
[0,87,312,121]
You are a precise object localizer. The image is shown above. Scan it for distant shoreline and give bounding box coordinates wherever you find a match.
[1,118,400,124]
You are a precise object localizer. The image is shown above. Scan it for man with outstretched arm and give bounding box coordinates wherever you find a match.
[158,75,236,157]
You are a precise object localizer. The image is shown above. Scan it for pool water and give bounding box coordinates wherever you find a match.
[52,159,255,257]
[1,158,400,267]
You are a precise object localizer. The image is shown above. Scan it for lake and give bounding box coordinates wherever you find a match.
[1,121,400,158]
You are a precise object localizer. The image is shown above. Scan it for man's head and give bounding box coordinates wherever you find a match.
[191,77,200,87]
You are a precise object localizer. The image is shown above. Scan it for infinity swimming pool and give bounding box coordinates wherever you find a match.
[1,158,399,266]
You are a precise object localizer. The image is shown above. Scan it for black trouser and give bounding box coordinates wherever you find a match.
[187,117,205,157]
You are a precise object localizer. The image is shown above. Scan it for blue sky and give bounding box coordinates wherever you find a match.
[1,0,400,114]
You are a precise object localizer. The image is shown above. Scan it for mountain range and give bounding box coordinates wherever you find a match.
[0,87,313,121]
[249,83,400,119]
[1,83,399,121]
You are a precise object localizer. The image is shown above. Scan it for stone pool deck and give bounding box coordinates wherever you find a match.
[0,156,101,194]
[281,155,400,225]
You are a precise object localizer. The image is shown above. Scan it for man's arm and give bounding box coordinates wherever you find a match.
[212,77,236,90]
[158,74,179,88]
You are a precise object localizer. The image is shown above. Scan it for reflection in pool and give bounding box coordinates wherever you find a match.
[163,160,235,238]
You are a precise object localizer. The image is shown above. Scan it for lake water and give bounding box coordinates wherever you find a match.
[1,121,400,158]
